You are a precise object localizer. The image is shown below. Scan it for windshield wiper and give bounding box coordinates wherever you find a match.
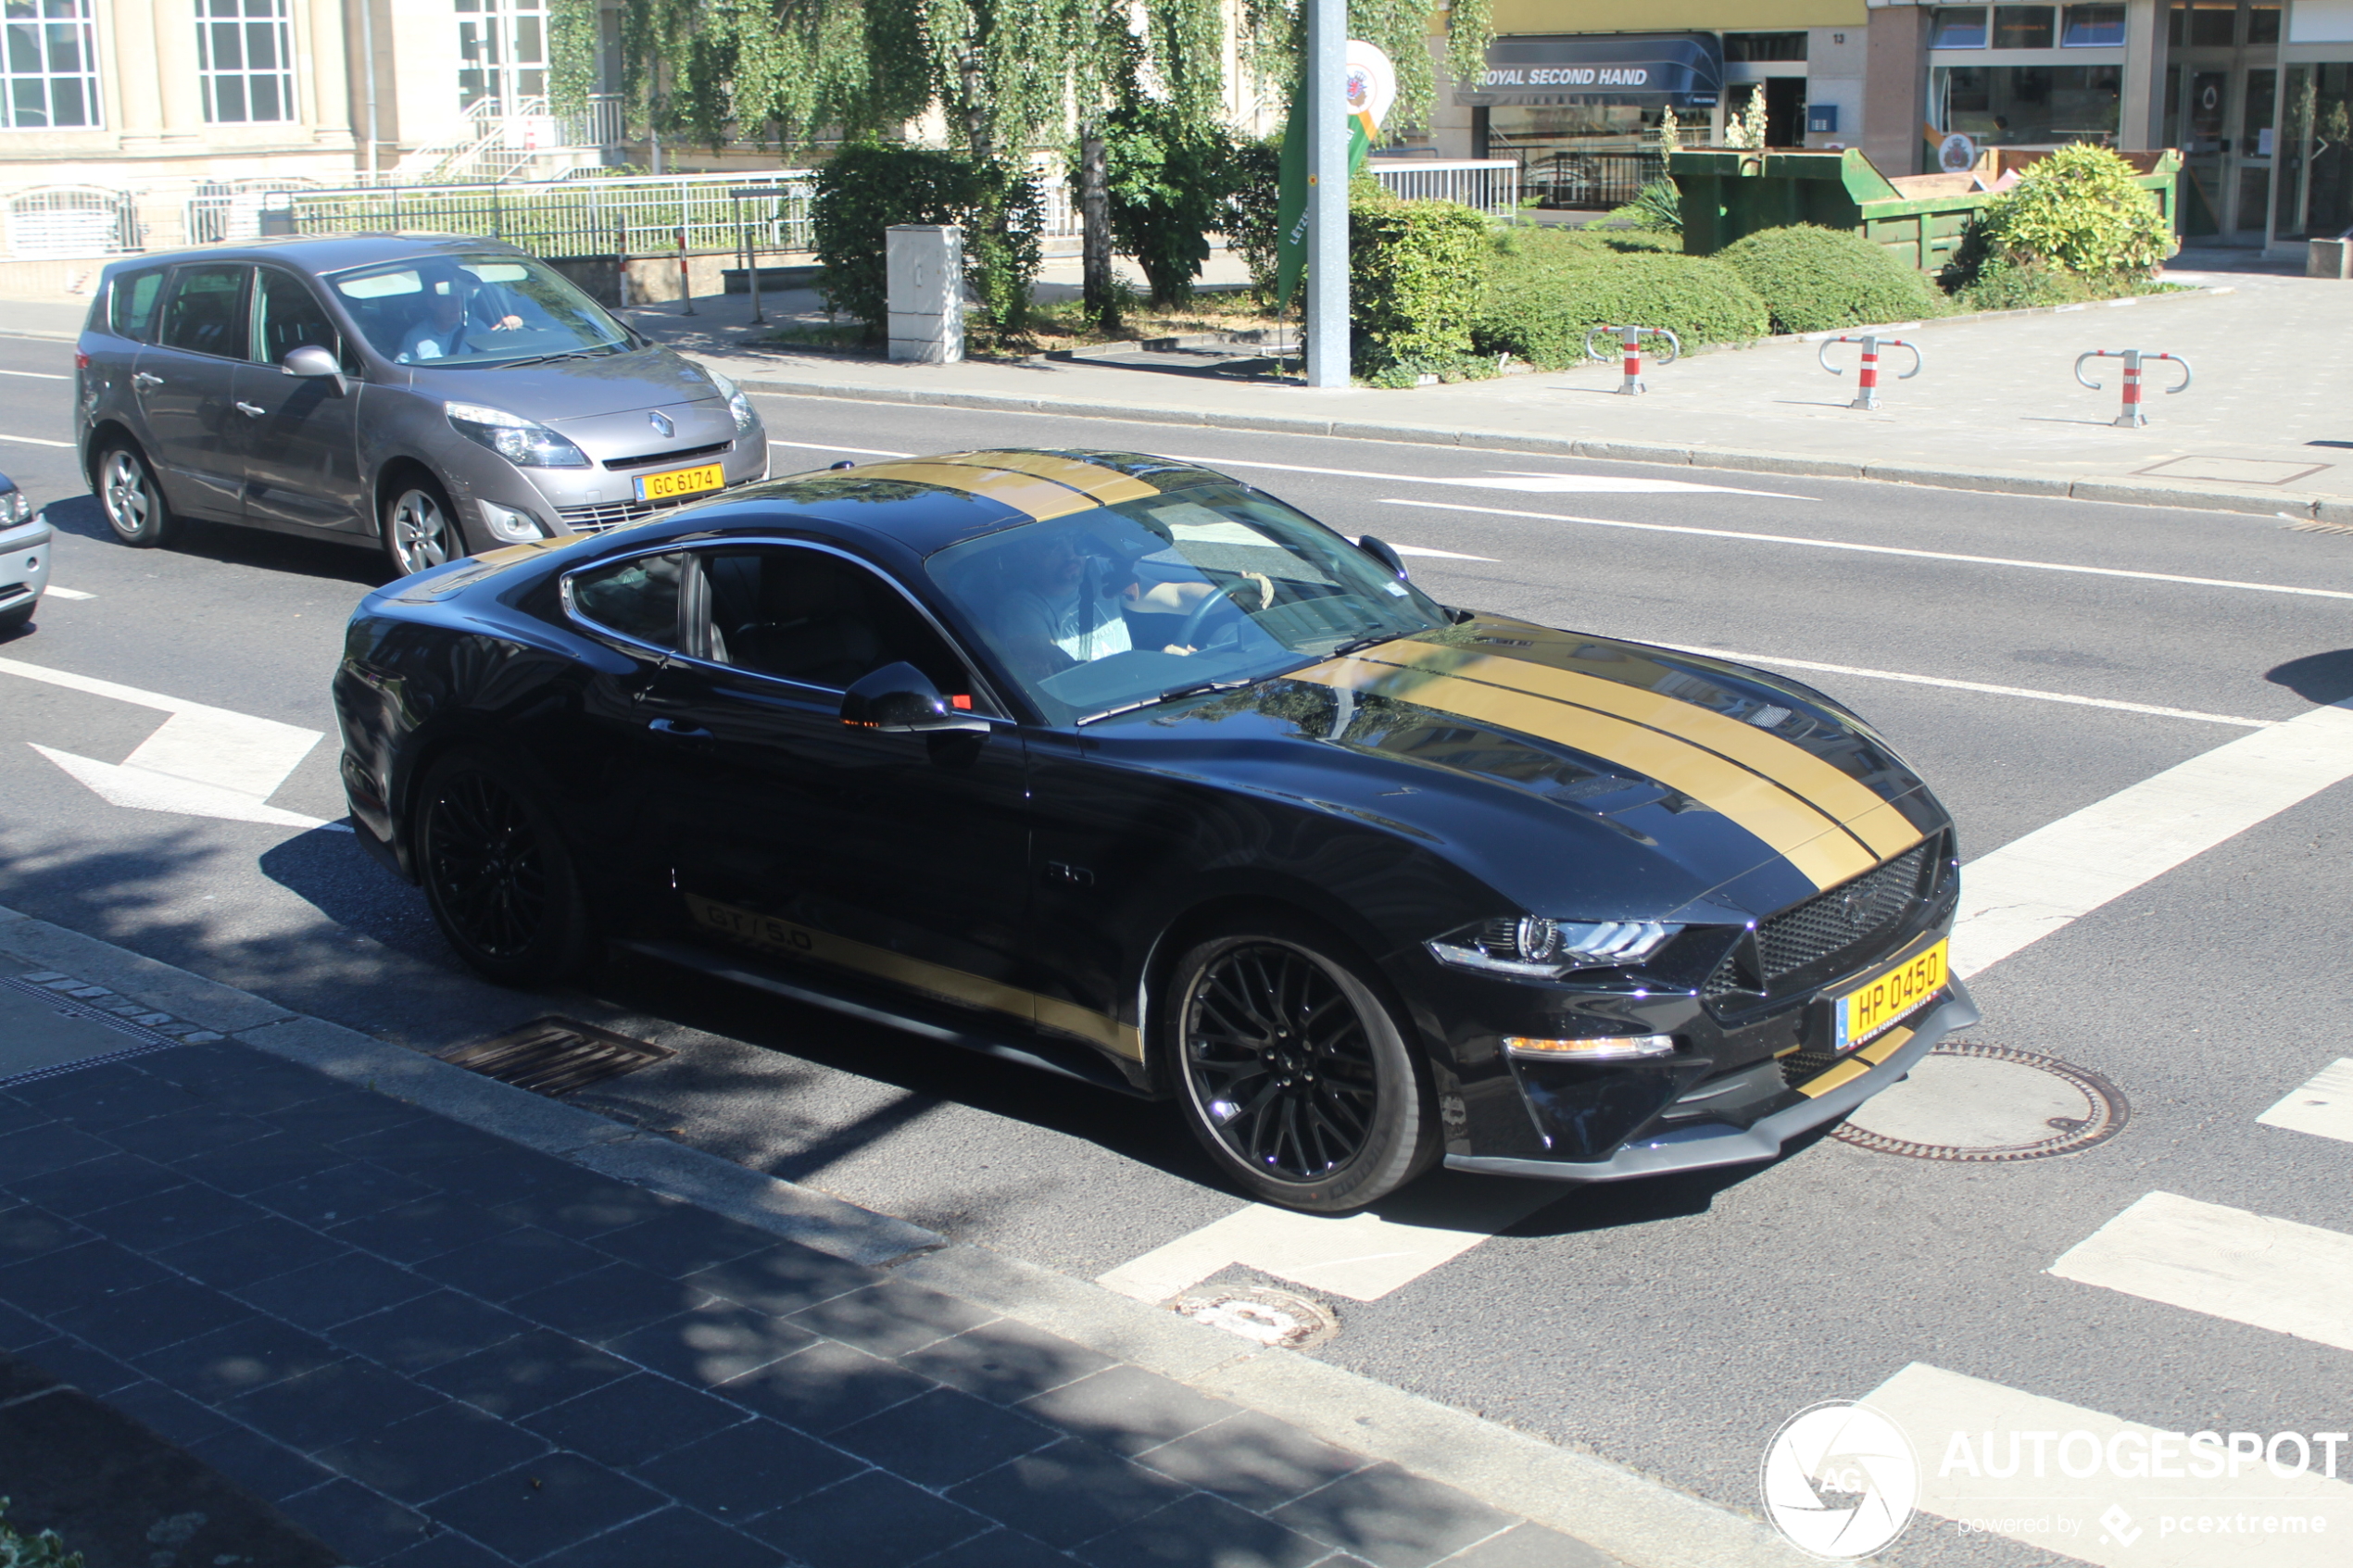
[492,348,610,369]
[1327,632,1401,659]
[1076,676,1258,727]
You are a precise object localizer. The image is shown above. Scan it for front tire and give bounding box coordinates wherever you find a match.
[382,475,467,577]
[1166,915,1440,1213]
[96,442,172,547]
[416,748,593,985]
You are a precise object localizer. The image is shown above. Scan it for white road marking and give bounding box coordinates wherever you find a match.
[1656,642,2275,729]
[2259,1060,2353,1145]
[1097,1185,1560,1304]
[764,439,916,458]
[0,369,69,381]
[1381,497,2353,604]
[1170,455,1802,498]
[0,656,335,830]
[1864,1362,2353,1566]
[39,586,94,600]
[1391,544,1497,561]
[2049,1192,2353,1353]
[1948,698,2353,977]
[0,433,73,449]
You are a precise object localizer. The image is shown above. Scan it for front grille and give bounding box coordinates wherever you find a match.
[602,440,733,472]
[557,490,711,533]
[1705,839,1937,1005]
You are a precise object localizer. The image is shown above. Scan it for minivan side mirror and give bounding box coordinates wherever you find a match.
[281,345,346,395]
[840,661,990,734]
[1357,533,1409,583]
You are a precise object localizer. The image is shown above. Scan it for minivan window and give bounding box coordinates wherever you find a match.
[108,270,166,341]
[254,268,339,365]
[157,264,253,359]
[325,254,630,367]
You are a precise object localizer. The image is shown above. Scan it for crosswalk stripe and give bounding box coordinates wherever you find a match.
[2259,1060,2353,1146]
[2048,1192,2353,1352]
[1862,1362,2353,1566]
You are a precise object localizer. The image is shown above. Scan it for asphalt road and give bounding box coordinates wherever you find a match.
[5,330,2351,1568]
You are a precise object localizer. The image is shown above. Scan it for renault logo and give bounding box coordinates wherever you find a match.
[648,410,674,438]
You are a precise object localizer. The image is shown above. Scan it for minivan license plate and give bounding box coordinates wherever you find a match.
[637,462,724,502]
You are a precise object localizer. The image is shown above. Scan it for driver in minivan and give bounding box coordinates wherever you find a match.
[397,268,525,363]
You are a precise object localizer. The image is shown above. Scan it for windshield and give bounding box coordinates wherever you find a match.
[926,482,1449,725]
[325,254,630,367]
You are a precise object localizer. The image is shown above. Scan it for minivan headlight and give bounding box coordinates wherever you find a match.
[0,487,29,525]
[1427,916,1680,979]
[708,370,759,435]
[446,402,590,469]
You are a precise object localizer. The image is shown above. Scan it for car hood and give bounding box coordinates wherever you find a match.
[403,344,723,420]
[1088,615,1944,922]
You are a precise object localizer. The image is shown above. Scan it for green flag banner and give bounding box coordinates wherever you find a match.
[1275,80,1374,309]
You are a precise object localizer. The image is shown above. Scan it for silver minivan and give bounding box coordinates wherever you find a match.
[75,235,768,574]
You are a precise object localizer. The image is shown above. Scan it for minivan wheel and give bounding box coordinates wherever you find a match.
[382,476,466,576]
[1165,914,1440,1214]
[96,442,172,547]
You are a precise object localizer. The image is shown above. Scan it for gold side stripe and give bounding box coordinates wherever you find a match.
[1292,654,1877,891]
[937,451,1161,507]
[685,894,1142,1060]
[1361,643,1921,860]
[849,461,1101,522]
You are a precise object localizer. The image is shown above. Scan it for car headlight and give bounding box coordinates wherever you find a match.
[1427,915,1680,979]
[0,488,29,525]
[707,370,759,435]
[445,402,590,469]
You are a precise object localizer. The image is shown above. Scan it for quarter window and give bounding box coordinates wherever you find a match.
[108,269,166,341]
[569,552,685,648]
[156,264,253,359]
[197,0,296,123]
[0,0,101,128]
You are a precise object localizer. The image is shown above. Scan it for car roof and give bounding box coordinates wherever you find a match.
[662,449,1244,558]
[103,234,527,280]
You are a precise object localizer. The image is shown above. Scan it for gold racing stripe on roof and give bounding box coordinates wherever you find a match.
[934,451,1162,506]
[1359,642,1924,860]
[1290,649,1879,892]
[849,460,1103,521]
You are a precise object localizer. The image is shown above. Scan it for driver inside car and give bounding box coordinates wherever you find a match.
[995,529,1271,681]
[396,268,526,363]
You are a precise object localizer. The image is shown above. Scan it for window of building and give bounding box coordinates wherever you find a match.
[2248,4,2280,44]
[198,0,296,123]
[2179,1,2235,45]
[1,0,101,129]
[1936,63,2123,144]
[458,0,550,114]
[1994,6,2056,47]
[2061,5,2126,45]
[1723,32,1806,62]
[1931,7,1990,48]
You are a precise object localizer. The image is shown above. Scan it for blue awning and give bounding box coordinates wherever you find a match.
[1457,32,1725,109]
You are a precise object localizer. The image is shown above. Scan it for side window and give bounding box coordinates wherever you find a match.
[156,264,254,359]
[568,552,684,648]
[108,270,166,342]
[254,269,339,365]
[690,546,969,696]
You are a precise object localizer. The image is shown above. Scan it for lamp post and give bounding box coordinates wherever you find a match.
[1304,0,1348,387]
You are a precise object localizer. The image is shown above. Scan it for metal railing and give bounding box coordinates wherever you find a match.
[289,169,819,257]
[186,178,322,244]
[4,186,141,258]
[1366,158,1521,214]
[1522,150,1667,211]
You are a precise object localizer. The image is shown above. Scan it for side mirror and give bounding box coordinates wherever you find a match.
[1357,534,1409,583]
[281,345,346,394]
[840,661,990,734]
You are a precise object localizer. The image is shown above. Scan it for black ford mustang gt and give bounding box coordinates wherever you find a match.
[334,448,1977,1212]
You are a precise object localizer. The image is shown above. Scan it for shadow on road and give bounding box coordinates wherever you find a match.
[2265,647,2353,705]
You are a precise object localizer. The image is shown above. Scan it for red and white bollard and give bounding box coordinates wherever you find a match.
[2074,348,2192,428]
[1818,333,1923,410]
[1583,323,1681,395]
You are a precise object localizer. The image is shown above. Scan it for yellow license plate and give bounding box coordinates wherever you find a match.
[1833,939,1948,1053]
[636,462,724,502]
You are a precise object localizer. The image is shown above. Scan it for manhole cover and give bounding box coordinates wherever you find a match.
[1171,1286,1339,1349]
[1831,1041,2128,1161]
[438,1018,674,1098]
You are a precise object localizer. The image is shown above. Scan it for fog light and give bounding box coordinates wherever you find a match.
[1504,1034,1675,1061]
[478,500,543,544]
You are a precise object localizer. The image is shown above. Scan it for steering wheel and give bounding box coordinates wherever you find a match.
[1176,583,1239,649]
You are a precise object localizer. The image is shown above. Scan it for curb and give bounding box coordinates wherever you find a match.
[727,370,2344,523]
[0,900,1817,1568]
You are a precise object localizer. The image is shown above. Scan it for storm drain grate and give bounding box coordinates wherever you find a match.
[438,1017,675,1097]
[1831,1041,2129,1162]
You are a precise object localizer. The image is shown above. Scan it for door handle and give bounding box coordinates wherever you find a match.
[234,401,266,418]
[132,372,162,389]
[647,717,712,738]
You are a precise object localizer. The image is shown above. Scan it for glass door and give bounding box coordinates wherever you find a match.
[2168,1,2280,243]
[456,0,548,115]
[2274,65,2353,244]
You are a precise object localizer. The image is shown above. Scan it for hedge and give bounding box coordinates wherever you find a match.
[1716,223,1946,335]
[811,144,1041,338]
[1472,228,1768,368]
[1350,194,1493,383]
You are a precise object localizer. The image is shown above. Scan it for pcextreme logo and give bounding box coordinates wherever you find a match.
[1761,1400,1921,1559]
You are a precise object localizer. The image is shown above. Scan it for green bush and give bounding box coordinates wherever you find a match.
[0,1499,81,1568]
[1605,178,1683,235]
[1472,227,1768,368]
[1349,193,1494,385]
[811,144,1042,338]
[1221,136,1283,300]
[1964,142,2172,280]
[1101,107,1237,309]
[1717,223,1946,334]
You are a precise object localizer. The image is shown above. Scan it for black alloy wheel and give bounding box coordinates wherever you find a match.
[1169,919,1438,1212]
[417,749,592,985]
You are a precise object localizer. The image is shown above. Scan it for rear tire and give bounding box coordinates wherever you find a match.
[1164,913,1440,1213]
[416,747,594,985]
[96,441,172,547]
[381,474,467,577]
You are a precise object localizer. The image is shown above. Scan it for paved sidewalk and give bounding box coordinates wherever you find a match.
[0,904,1820,1568]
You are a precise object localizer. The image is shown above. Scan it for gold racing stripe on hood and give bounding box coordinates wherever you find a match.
[1292,652,1879,891]
[934,451,1162,507]
[849,460,1103,521]
[1359,642,1925,860]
